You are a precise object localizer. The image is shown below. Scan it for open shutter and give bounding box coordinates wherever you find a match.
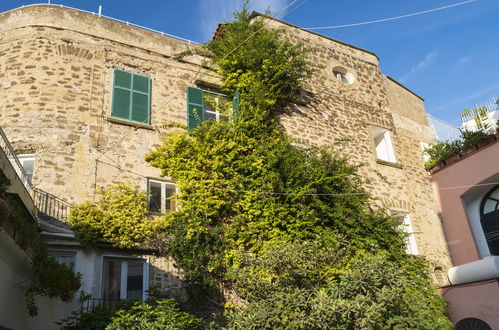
[187,87,204,131]
[232,88,240,121]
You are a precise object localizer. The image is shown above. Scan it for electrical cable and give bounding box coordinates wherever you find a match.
[303,0,477,30]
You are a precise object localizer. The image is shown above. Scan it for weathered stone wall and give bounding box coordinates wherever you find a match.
[267,17,451,282]
[0,5,450,287]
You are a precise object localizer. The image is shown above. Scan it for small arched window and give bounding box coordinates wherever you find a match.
[332,66,355,85]
[480,185,499,255]
[455,317,491,330]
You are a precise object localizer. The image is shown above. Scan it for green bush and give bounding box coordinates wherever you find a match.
[424,129,493,170]
[68,183,165,248]
[57,299,203,330]
[145,3,451,328]
[225,244,452,329]
[108,300,203,330]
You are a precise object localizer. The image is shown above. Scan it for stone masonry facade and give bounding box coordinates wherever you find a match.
[0,4,450,293]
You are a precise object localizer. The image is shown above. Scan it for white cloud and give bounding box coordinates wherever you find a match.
[399,50,438,83]
[455,56,471,67]
[432,83,499,112]
[199,0,287,41]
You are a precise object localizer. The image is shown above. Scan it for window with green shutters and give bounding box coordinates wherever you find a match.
[111,69,151,124]
[186,87,240,131]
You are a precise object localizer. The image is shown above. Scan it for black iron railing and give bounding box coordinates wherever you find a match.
[80,298,124,313]
[33,188,71,222]
[0,127,33,195]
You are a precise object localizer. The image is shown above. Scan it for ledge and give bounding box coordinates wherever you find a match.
[448,256,499,285]
[430,134,499,174]
[376,159,403,169]
[106,117,154,130]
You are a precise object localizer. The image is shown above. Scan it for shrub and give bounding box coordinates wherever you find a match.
[68,183,164,248]
[225,244,452,329]
[57,299,203,330]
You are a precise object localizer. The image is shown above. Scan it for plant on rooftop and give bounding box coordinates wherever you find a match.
[424,128,495,171]
[143,3,452,328]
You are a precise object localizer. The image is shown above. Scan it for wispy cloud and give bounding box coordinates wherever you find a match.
[199,0,287,41]
[455,56,471,67]
[432,83,499,112]
[399,50,438,83]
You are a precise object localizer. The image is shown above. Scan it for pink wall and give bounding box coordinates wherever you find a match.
[442,280,499,327]
[431,140,499,265]
[432,139,499,327]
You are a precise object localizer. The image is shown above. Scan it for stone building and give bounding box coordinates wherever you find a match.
[0,4,451,329]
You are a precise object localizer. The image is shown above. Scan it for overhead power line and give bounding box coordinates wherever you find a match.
[303,0,477,30]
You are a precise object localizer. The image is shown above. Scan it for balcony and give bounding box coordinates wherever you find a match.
[0,127,36,218]
[0,127,73,226]
[80,298,124,313]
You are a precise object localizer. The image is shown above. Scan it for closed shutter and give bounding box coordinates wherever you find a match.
[112,70,132,120]
[131,74,150,124]
[481,210,499,255]
[187,87,204,131]
[111,69,151,124]
[232,88,240,121]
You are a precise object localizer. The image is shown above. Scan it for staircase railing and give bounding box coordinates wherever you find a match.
[0,127,33,195]
[33,188,71,222]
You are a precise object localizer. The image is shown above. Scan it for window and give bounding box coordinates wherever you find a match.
[480,185,499,255]
[370,126,397,163]
[455,318,491,330]
[186,87,239,130]
[148,179,177,213]
[18,154,35,181]
[111,69,151,124]
[394,213,419,255]
[48,251,76,268]
[332,66,355,85]
[102,257,148,300]
[420,142,430,163]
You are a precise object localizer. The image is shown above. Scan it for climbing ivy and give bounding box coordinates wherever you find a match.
[69,183,165,249]
[144,4,451,327]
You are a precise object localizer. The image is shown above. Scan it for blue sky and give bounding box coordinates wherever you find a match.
[1,0,498,126]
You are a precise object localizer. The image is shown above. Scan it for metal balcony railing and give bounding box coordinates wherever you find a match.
[18,3,199,45]
[0,127,33,195]
[33,188,71,222]
[80,298,123,313]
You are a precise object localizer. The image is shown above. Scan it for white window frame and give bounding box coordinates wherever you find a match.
[17,153,36,181]
[370,126,397,163]
[420,142,430,163]
[147,179,178,213]
[393,213,419,255]
[48,250,76,268]
[202,90,231,122]
[100,255,149,301]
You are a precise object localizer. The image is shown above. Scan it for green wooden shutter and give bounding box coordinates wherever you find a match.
[187,87,204,131]
[111,69,151,124]
[131,75,151,124]
[232,88,240,121]
[112,70,132,120]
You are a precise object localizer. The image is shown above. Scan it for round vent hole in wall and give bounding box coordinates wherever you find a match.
[333,66,355,85]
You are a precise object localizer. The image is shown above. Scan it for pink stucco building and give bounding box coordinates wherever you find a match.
[431,134,499,329]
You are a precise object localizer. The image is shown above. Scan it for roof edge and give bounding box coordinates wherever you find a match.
[250,11,379,61]
[386,76,424,101]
